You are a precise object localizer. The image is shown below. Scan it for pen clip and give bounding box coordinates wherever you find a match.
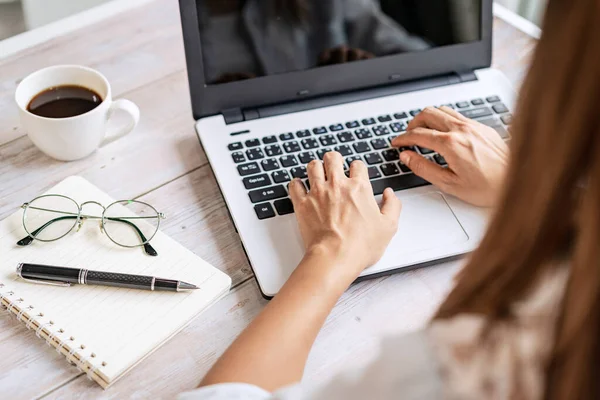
[19,277,72,287]
[16,263,71,287]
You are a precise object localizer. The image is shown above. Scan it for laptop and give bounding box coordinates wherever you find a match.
[178,0,514,298]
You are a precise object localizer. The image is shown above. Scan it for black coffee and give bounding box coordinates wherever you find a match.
[27,85,103,118]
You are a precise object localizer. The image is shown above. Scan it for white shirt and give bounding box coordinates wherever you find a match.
[179,268,568,400]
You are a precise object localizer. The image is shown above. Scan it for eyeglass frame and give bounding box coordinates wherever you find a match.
[17,194,166,256]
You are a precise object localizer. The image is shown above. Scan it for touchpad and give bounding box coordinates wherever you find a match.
[370,192,469,270]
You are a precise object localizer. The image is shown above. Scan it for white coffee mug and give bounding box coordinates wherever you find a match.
[15,65,140,161]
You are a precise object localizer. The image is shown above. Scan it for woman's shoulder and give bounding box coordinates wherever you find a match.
[427,267,569,399]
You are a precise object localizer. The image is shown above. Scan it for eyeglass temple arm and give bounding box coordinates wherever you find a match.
[16,216,158,256]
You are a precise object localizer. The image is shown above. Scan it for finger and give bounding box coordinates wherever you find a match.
[437,106,471,122]
[323,151,345,181]
[288,178,307,204]
[399,151,454,189]
[307,159,325,184]
[349,160,369,181]
[348,48,360,62]
[380,188,402,222]
[407,106,461,132]
[392,127,446,153]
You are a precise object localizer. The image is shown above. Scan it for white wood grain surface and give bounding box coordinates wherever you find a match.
[0,0,537,397]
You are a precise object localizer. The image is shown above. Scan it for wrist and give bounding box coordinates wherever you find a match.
[297,240,366,292]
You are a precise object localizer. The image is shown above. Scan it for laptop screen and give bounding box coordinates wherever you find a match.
[197,0,482,85]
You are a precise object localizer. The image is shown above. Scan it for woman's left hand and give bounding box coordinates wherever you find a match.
[289,152,402,284]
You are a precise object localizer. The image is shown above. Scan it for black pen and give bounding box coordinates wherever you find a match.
[16,263,199,292]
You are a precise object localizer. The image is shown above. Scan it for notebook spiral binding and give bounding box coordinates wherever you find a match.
[0,282,104,382]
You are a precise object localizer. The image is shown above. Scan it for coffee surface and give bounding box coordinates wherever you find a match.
[27,85,103,118]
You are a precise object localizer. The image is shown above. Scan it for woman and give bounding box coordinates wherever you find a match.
[181,0,600,398]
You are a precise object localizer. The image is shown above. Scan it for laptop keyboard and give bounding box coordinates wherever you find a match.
[227,96,511,220]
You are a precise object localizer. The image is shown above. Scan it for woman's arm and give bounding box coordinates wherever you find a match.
[200,152,402,392]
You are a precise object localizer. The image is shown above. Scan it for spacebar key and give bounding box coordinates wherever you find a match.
[370,174,430,195]
[249,185,287,203]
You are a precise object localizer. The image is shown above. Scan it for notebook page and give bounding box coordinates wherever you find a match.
[0,176,231,386]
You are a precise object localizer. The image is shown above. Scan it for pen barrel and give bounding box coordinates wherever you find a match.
[85,271,154,289]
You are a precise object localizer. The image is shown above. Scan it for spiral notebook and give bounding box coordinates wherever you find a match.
[0,176,232,388]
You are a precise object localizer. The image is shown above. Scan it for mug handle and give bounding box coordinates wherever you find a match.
[100,99,140,147]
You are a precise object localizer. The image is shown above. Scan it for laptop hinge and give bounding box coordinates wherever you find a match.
[222,70,478,124]
[454,70,478,83]
[222,108,244,124]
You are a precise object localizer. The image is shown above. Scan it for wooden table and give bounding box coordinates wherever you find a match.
[0,2,536,398]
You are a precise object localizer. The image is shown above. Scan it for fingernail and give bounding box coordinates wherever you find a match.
[400,152,410,164]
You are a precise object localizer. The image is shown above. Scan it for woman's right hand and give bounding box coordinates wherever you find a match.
[391,106,509,207]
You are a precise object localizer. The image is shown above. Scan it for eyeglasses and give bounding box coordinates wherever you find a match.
[17,194,166,256]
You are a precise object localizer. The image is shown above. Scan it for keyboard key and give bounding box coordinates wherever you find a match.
[471,98,484,106]
[501,114,513,125]
[492,103,509,114]
[364,153,383,165]
[237,162,260,176]
[477,117,501,128]
[254,203,276,220]
[398,162,411,173]
[494,126,510,139]
[313,127,327,135]
[456,101,470,109]
[319,135,338,146]
[371,138,388,150]
[232,151,246,163]
[274,198,294,215]
[296,130,311,138]
[441,103,455,109]
[362,117,376,125]
[228,142,243,151]
[329,123,344,132]
[346,155,362,166]
[299,151,317,164]
[393,112,408,120]
[246,148,264,160]
[353,142,371,153]
[261,158,280,171]
[245,138,260,147]
[291,166,308,179]
[249,185,287,203]
[460,107,493,119]
[434,154,447,166]
[243,174,271,189]
[279,132,294,141]
[370,174,429,195]
[301,138,319,149]
[346,121,360,129]
[283,141,301,153]
[399,146,417,153]
[265,144,283,157]
[382,149,399,161]
[262,135,277,144]
[381,163,400,176]
[486,95,501,103]
[334,145,353,157]
[355,128,372,140]
[368,166,382,179]
[317,148,332,160]
[272,170,291,183]
[280,155,299,167]
[389,122,405,133]
[409,109,422,116]
[378,115,392,122]
[337,131,355,143]
[417,147,434,155]
[372,125,389,136]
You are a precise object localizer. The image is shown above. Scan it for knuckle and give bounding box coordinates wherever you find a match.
[307,159,321,169]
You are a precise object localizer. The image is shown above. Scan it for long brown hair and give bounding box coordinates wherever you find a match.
[434,1,600,399]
